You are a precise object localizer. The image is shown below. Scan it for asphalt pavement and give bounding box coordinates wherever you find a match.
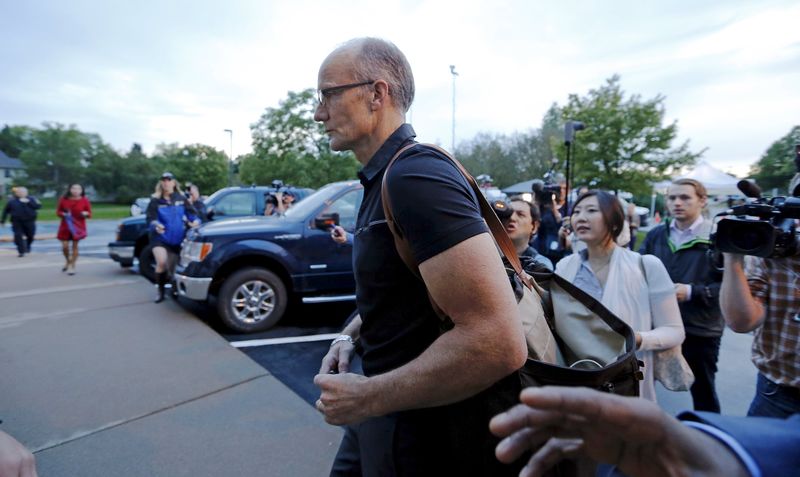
[0,219,119,257]
[0,250,342,476]
[0,218,761,476]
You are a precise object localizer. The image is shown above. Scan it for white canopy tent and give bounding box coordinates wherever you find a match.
[653,161,741,196]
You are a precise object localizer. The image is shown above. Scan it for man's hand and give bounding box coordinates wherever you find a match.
[674,283,690,302]
[81,211,89,218]
[0,430,37,477]
[155,223,165,234]
[319,340,355,374]
[330,225,348,244]
[490,386,748,477]
[313,373,373,425]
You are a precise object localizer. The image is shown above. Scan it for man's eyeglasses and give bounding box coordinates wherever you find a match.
[316,80,375,106]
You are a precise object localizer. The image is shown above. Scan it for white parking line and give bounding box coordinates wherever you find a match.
[0,278,141,300]
[230,333,339,348]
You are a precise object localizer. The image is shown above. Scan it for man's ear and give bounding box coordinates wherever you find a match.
[531,222,539,238]
[370,80,389,110]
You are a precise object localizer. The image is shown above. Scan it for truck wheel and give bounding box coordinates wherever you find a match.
[217,267,288,333]
[138,244,157,283]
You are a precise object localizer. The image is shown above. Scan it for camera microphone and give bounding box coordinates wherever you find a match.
[564,120,586,145]
[737,179,762,199]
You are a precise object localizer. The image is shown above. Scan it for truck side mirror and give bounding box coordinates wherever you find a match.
[314,212,340,230]
[206,206,216,220]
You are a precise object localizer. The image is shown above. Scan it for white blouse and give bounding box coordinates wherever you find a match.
[555,245,685,402]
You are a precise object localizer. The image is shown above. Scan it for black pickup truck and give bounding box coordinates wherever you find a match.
[174,180,363,333]
[108,185,312,281]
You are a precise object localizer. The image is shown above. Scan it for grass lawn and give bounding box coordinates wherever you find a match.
[36,197,131,221]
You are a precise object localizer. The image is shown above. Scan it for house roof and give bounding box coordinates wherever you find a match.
[0,150,25,169]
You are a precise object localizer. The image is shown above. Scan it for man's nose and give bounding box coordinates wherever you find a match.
[314,102,327,122]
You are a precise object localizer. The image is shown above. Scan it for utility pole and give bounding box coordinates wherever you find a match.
[449,65,458,153]
[224,129,233,186]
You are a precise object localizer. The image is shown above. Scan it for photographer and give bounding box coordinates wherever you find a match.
[720,247,800,417]
[531,180,564,265]
[264,189,295,216]
[186,183,207,223]
[502,197,553,273]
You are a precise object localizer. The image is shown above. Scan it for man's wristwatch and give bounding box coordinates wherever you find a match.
[330,335,355,347]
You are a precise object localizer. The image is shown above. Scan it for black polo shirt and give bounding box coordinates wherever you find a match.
[353,124,488,376]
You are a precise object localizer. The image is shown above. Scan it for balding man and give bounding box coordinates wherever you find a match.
[1,187,41,257]
[313,38,527,476]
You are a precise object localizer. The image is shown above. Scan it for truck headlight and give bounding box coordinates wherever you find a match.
[180,241,213,265]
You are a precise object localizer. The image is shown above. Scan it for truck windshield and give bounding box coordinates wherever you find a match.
[283,183,345,219]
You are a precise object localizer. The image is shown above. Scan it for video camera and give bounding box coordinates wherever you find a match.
[712,178,800,258]
[265,179,295,203]
[531,176,562,205]
[492,198,513,220]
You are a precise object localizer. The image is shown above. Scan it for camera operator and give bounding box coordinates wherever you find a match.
[264,190,296,216]
[719,178,800,417]
[502,197,553,273]
[720,250,800,418]
[531,180,564,265]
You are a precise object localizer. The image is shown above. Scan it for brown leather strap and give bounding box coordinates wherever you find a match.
[380,143,533,290]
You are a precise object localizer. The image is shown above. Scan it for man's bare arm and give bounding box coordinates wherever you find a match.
[318,314,362,374]
[720,253,765,333]
[315,232,528,424]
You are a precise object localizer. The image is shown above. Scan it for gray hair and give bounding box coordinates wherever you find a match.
[338,37,415,112]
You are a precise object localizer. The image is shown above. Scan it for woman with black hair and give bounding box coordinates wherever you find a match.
[56,183,92,275]
[555,190,685,401]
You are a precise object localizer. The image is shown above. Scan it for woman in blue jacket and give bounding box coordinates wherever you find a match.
[146,172,199,303]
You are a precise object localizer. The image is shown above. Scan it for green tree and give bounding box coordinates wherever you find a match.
[86,143,159,203]
[457,132,518,187]
[18,123,101,193]
[519,103,563,180]
[557,75,702,196]
[241,88,359,188]
[152,143,230,194]
[749,125,800,192]
[455,106,567,190]
[0,125,36,158]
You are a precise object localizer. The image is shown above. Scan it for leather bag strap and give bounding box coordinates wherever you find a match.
[380,143,532,289]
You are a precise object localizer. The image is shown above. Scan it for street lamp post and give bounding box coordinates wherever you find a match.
[224,129,233,186]
[449,65,458,153]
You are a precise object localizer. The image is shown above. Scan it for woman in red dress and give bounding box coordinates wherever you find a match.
[56,183,92,275]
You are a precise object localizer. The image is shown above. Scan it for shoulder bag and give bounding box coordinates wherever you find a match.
[639,255,695,392]
[381,143,643,397]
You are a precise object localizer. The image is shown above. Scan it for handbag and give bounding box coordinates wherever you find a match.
[639,255,695,392]
[381,143,643,397]
[64,212,87,240]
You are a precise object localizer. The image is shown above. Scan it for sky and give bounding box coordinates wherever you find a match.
[1,0,798,178]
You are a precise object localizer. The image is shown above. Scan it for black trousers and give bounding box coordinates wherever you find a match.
[12,219,35,254]
[330,374,523,477]
[681,334,721,413]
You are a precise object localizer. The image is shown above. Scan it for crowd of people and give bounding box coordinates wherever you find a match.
[312,37,798,476]
[2,36,797,477]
